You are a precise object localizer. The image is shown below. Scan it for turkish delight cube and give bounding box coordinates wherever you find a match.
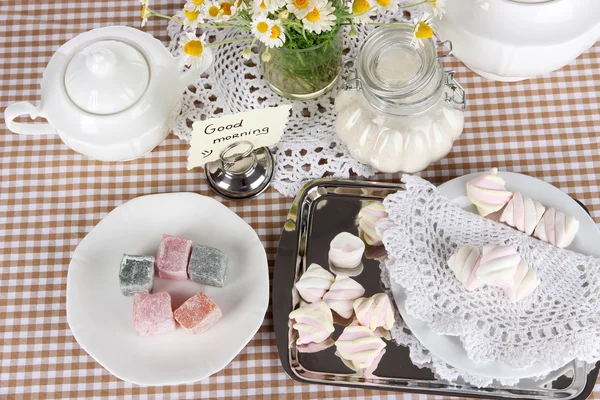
[188,245,228,288]
[156,234,192,280]
[174,292,222,334]
[119,254,155,296]
[133,292,176,336]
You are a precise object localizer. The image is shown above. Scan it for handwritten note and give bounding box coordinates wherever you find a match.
[187,105,292,168]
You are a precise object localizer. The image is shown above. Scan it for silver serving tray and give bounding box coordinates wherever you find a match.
[273,178,599,399]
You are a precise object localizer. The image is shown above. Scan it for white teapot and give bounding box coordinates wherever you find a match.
[4,26,212,161]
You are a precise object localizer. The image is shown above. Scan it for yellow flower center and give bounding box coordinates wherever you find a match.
[184,9,200,21]
[428,0,437,7]
[193,0,205,4]
[270,25,281,39]
[376,0,390,6]
[141,5,149,18]
[294,0,309,10]
[306,8,320,22]
[415,21,433,39]
[352,0,371,15]
[257,21,269,33]
[220,2,233,15]
[208,5,220,17]
[183,40,204,58]
[259,0,267,9]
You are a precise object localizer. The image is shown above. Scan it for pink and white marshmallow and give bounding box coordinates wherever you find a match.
[288,301,335,345]
[447,245,485,291]
[504,260,541,303]
[534,207,579,248]
[476,245,521,288]
[294,263,335,303]
[500,192,546,236]
[335,324,386,369]
[328,232,365,269]
[323,275,365,319]
[466,168,513,216]
[358,202,388,246]
[353,293,394,331]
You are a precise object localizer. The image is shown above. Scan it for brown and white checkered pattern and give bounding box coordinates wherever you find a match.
[0,0,598,398]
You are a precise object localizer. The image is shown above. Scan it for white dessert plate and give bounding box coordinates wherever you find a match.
[392,171,600,380]
[66,193,269,385]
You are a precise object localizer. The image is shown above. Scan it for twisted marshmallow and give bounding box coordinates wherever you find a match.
[505,260,541,303]
[323,275,365,319]
[476,245,521,288]
[534,207,579,248]
[335,324,386,369]
[500,192,546,236]
[294,263,335,303]
[353,293,394,331]
[358,202,388,246]
[447,245,485,291]
[466,168,513,216]
[328,232,365,269]
[288,301,334,345]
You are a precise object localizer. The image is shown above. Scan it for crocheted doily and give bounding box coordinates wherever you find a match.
[378,175,600,370]
[166,13,417,197]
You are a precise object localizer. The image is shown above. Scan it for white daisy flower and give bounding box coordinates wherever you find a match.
[182,8,203,28]
[253,0,285,14]
[251,15,274,42]
[203,0,237,21]
[373,0,398,12]
[286,0,317,19]
[140,0,151,27]
[302,0,336,34]
[179,32,207,68]
[411,12,435,49]
[264,20,286,48]
[184,0,206,11]
[351,0,375,24]
[427,0,445,18]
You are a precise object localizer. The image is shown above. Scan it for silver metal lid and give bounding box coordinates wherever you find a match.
[204,141,274,200]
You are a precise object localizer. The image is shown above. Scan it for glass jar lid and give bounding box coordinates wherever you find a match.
[64,40,149,115]
[355,26,445,116]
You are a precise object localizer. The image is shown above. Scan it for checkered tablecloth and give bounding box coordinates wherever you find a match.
[0,1,598,398]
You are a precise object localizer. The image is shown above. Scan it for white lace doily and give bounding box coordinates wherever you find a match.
[166,12,418,197]
[379,175,600,370]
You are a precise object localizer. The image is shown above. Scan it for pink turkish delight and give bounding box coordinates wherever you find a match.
[156,234,192,280]
[174,293,222,334]
[133,292,176,336]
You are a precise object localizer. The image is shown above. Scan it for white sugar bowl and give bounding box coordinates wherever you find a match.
[4,26,213,161]
[436,0,600,81]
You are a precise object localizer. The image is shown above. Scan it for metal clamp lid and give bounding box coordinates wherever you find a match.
[444,70,467,111]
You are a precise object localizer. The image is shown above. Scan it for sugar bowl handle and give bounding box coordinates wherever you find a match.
[4,102,55,135]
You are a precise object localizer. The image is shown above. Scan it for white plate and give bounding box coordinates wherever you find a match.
[392,171,600,380]
[66,193,269,385]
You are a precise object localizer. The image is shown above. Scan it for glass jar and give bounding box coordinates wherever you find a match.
[262,32,343,101]
[335,26,466,173]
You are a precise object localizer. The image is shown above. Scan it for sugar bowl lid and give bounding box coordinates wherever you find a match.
[64,39,149,115]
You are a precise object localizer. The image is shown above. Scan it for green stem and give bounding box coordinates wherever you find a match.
[206,37,253,47]
[399,0,427,8]
[150,10,250,30]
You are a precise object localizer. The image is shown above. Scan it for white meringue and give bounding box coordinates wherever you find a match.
[466,168,513,216]
[447,245,485,291]
[353,293,395,331]
[288,301,335,345]
[323,275,365,319]
[294,263,335,303]
[328,232,365,269]
[500,192,546,236]
[534,207,579,248]
[504,260,541,303]
[334,324,386,369]
[476,245,521,288]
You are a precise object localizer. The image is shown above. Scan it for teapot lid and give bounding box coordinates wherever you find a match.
[64,39,149,115]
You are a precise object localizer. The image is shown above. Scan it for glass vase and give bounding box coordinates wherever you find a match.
[262,32,343,100]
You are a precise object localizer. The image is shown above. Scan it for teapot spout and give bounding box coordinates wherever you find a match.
[178,47,214,87]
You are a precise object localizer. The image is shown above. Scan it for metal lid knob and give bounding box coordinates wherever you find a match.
[204,141,274,200]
